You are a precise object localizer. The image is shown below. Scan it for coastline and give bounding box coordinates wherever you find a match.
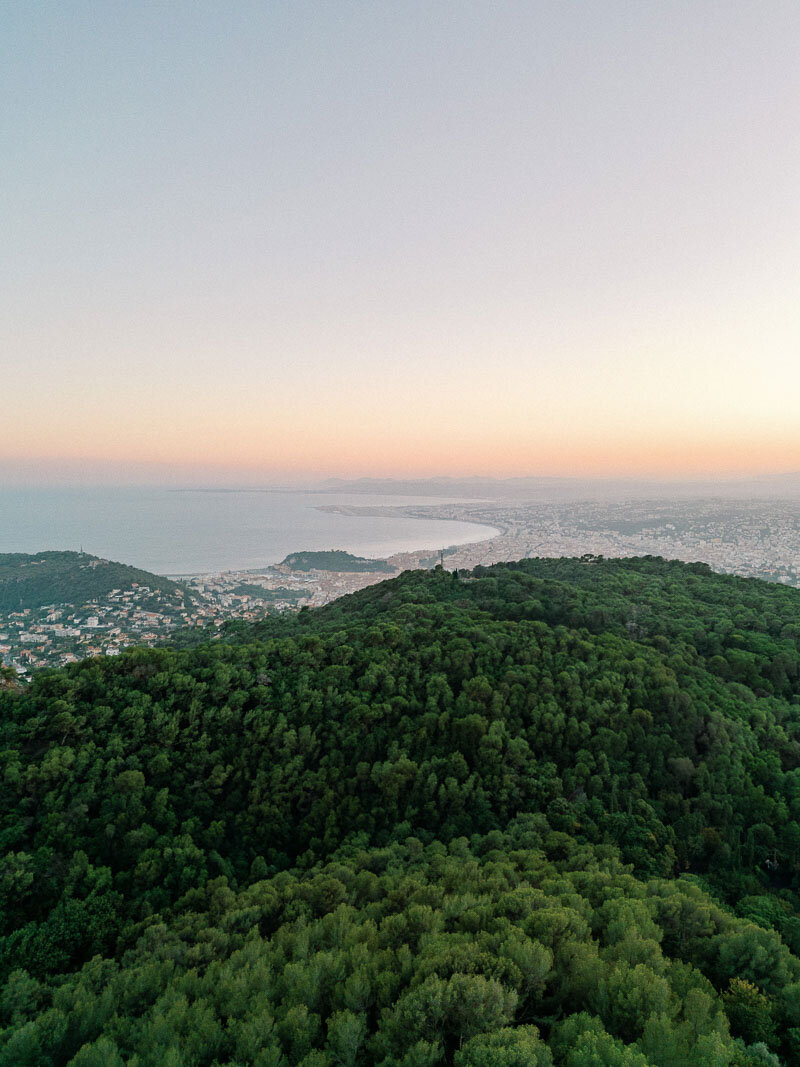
[166,516,504,580]
[0,487,498,578]
[314,502,502,552]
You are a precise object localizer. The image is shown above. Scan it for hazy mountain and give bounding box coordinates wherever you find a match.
[319,471,800,500]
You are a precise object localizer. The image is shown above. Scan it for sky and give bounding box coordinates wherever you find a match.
[3,1,799,485]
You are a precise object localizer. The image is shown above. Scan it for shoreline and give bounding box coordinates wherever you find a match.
[0,487,499,580]
[161,510,502,580]
[164,521,505,580]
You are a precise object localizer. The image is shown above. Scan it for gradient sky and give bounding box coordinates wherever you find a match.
[3,1,799,484]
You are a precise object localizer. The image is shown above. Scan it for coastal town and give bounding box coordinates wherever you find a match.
[2,495,798,678]
[0,554,404,677]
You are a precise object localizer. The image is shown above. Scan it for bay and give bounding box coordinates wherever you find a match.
[0,488,497,575]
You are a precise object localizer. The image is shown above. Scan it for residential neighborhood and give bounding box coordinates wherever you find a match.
[0,559,398,676]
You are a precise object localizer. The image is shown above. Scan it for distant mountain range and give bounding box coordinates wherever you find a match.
[319,471,800,500]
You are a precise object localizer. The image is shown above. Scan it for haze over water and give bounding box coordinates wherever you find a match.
[0,488,496,575]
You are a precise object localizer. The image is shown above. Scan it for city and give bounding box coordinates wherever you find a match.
[399,497,800,587]
[2,496,797,677]
[0,556,398,676]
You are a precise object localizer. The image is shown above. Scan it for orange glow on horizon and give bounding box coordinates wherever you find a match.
[5,5,800,493]
[6,427,800,484]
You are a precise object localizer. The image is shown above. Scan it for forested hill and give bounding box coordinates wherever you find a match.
[0,551,189,610]
[278,549,394,573]
[276,555,800,699]
[1,558,800,1064]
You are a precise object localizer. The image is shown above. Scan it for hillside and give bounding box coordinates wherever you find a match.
[0,551,189,611]
[278,549,395,573]
[1,557,799,1064]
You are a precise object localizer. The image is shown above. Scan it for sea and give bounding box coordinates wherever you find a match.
[0,487,497,576]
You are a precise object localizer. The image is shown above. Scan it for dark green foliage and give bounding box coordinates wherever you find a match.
[0,551,190,610]
[279,550,394,572]
[1,557,799,1063]
[724,979,778,1046]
